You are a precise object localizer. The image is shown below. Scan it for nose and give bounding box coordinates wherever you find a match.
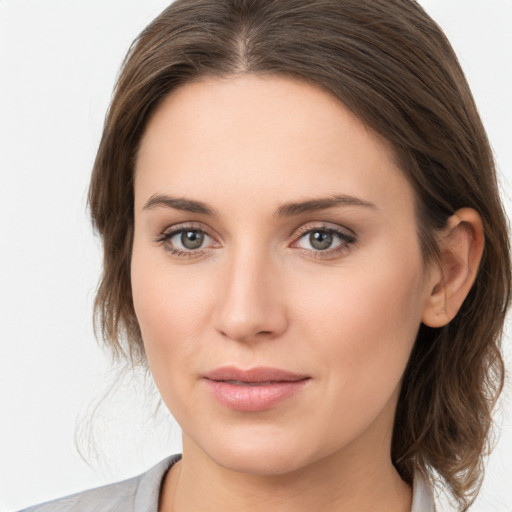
[213,246,288,343]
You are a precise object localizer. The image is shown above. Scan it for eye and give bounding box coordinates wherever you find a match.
[173,229,209,250]
[294,225,356,254]
[157,225,217,256]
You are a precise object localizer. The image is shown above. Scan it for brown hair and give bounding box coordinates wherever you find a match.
[88,1,510,509]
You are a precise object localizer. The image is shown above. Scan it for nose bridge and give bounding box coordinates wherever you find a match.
[214,238,287,342]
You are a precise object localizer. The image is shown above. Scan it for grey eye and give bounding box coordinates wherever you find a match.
[309,231,333,250]
[297,229,350,252]
[165,229,212,251]
[180,230,205,249]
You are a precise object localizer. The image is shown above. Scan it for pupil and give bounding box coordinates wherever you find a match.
[181,230,204,249]
[310,231,332,250]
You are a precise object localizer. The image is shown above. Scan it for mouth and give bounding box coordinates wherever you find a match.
[202,366,310,412]
[203,366,309,383]
[222,380,287,386]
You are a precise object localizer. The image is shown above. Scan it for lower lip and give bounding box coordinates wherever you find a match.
[204,379,309,412]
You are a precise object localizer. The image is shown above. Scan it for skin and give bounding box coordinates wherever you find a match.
[131,75,483,511]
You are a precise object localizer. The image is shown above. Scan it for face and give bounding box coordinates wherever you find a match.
[132,75,433,476]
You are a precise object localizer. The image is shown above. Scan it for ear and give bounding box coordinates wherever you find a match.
[422,208,485,328]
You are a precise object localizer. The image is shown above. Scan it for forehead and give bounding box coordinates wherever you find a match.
[134,74,414,216]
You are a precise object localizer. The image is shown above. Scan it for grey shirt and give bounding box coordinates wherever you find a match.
[19,454,436,511]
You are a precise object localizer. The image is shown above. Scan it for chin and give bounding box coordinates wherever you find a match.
[186,424,327,476]
[214,445,313,476]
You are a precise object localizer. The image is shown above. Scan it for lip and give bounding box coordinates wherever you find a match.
[203,366,310,412]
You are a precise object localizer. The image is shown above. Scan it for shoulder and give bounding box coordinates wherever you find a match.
[17,455,181,512]
[411,472,437,512]
[18,478,139,512]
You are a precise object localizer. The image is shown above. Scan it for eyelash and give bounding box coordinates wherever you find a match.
[291,223,356,258]
[155,222,356,259]
[155,223,215,258]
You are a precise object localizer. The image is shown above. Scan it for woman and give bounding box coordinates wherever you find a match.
[17,0,510,511]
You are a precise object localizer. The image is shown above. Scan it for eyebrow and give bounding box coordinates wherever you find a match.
[142,193,376,216]
[143,194,219,216]
[275,195,377,217]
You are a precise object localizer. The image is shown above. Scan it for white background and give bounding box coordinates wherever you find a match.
[0,1,511,510]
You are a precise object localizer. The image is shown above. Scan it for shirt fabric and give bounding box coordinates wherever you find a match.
[19,454,436,511]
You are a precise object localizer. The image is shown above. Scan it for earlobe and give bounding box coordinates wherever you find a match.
[422,208,485,328]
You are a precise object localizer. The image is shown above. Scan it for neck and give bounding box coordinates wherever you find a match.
[160,437,412,512]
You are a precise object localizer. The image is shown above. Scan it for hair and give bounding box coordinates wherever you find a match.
[88,0,510,509]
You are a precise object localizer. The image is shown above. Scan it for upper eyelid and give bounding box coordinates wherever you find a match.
[291,222,355,239]
[157,225,218,255]
[293,230,354,244]
[157,221,356,245]
[162,220,207,231]
[160,221,216,238]
[289,223,357,253]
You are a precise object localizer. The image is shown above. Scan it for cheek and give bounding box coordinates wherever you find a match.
[293,248,426,396]
[130,247,214,378]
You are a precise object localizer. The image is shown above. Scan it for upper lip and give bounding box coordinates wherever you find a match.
[203,366,310,383]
